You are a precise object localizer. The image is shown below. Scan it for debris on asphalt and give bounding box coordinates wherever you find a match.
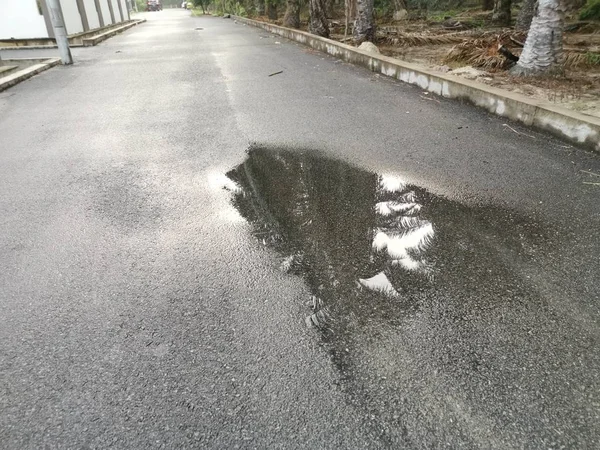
[580,169,600,177]
[268,70,283,77]
[503,123,535,139]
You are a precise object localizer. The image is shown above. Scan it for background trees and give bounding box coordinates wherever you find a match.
[283,0,301,27]
[492,0,512,25]
[354,0,376,42]
[308,0,330,36]
[198,0,598,77]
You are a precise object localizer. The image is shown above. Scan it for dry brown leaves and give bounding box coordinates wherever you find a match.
[442,31,529,71]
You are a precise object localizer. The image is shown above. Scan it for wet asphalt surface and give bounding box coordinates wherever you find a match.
[1,10,599,449]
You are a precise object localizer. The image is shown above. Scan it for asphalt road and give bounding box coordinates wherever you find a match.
[1,10,599,449]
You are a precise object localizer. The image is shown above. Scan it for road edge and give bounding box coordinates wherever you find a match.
[0,58,61,92]
[0,20,146,50]
[82,19,146,47]
[232,16,600,153]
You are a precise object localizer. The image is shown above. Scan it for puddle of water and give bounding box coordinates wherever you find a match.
[220,147,600,447]
[224,146,550,344]
[220,147,600,446]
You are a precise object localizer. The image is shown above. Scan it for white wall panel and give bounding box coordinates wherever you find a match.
[99,0,112,25]
[0,0,49,39]
[83,0,101,29]
[120,0,129,20]
[59,0,84,34]
[110,0,122,22]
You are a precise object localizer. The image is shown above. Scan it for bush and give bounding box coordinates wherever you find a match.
[209,0,247,16]
[579,0,600,20]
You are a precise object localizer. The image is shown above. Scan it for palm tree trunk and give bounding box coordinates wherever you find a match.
[515,0,537,31]
[393,0,408,20]
[354,0,375,43]
[283,0,300,28]
[345,0,357,37]
[326,0,335,17]
[266,0,277,19]
[393,0,407,10]
[256,0,265,15]
[510,0,565,76]
[492,0,511,26]
[309,0,330,37]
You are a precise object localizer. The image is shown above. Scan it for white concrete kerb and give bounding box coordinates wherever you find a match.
[232,16,600,153]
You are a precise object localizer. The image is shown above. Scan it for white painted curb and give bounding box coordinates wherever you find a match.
[232,16,600,153]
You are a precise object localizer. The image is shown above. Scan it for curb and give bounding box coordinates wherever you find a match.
[82,19,146,47]
[232,16,600,153]
[0,20,146,50]
[0,45,84,50]
[0,58,61,92]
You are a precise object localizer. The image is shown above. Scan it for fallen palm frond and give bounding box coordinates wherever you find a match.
[564,50,600,68]
[444,39,511,71]
[377,31,469,47]
[443,32,528,71]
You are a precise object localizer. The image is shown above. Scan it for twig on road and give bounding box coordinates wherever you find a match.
[580,170,600,177]
[583,182,600,186]
[419,95,441,104]
[268,70,284,77]
[503,123,535,139]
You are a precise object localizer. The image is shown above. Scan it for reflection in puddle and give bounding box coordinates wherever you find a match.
[225,147,548,340]
[221,147,599,447]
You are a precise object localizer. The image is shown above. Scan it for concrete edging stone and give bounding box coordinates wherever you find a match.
[82,19,146,47]
[0,20,146,50]
[232,16,600,153]
[0,58,61,92]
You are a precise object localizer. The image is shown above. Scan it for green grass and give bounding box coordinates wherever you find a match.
[428,10,461,21]
[580,0,600,21]
[586,52,600,65]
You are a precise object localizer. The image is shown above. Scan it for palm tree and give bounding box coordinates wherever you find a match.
[516,0,538,31]
[255,0,264,15]
[283,0,300,28]
[511,0,565,76]
[266,0,277,19]
[354,0,375,43]
[492,0,512,26]
[309,0,329,37]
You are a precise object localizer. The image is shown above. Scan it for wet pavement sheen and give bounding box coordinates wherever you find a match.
[226,146,599,448]
[2,10,600,448]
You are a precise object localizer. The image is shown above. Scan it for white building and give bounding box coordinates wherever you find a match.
[0,0,131,40]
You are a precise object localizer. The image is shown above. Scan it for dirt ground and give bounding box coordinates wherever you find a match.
[337,11,600,118]
[370,39,600,119]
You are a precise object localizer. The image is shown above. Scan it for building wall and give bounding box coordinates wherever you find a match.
[59,0,84,34]
[98,0,113,25]
[0,0,49,39]
[110,0,122,21]
[83,0,101,29]
[119,0,129,20]
[0,0,128,41]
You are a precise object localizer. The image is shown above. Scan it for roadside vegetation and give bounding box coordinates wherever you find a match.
[195,0,599,76]
[188,0,599,116]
